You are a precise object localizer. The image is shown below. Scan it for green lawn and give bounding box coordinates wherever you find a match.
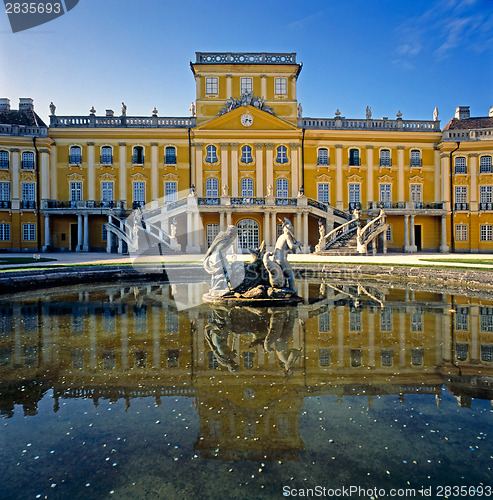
[420,258,493,265]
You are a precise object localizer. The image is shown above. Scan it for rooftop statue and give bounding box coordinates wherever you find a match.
[434,106,439,121]
[121,102,127,116]
[366,106,372,119]
[49,102,56,115]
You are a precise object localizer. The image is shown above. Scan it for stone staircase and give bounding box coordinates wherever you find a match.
[317,232,359,255]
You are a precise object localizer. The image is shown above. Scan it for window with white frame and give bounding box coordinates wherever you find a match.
[274,77,287,95]
[455,307,469,331]
[102,224,108,241]
[319,348,331,367]
[0,182,10,202]
[236,218,259,251]
[481,345,493,362]
[349,148,360,166]
[318,312,331,332]
[0,151,9,169]
[240,77,253,94]
[381,307,393,331]
[455,156,467,174]
[241,178,254,197]
[379,184,391,205]
[69,146,82,164]
[480,307,493,332]
[101,146,113,164]
[455,224,468,241]
[410,149,421,167]
[317,183,330,204]
[101,181,114,202]
[349,310,361,332]
[381,349,393,367]
[379,149,391,166]
[455,185,468,206]
[0,223,10,241]
[132,146,144,165]
[165,146,176,164]
[205,177,219,197]
[164,181,177,202]
[241,145,253,164]
[480,186,493,204]
[206,145,218,163]
[276,145,288,164]
[386,224,392,241]
[480,224,493,241]
[480,156,492,173]
[22,223,36,241]
[410,184,422,203]
[21,182,35,208]
[70,181,82,201]
[349,183,361,204]
[205,77,218,94]
[206,223,219,248]
[318,148,329,165]
[276,178,289,198]
[411,308,423,332]
[411,348,423,366]
[133,181,145,204]
[21,151,34,169]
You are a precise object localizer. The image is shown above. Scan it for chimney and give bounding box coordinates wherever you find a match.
[455,106,470,120]
[19,98,34,111]
[0,98,11,111]
[489,106,493,118]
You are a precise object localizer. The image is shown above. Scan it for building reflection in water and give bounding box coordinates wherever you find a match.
[0,280,492,461]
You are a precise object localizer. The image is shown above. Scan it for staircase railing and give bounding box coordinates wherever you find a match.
[315,214,360,252]
[357,210,387,253]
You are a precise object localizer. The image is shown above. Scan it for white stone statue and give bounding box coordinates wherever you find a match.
[170,218,177,239]
[222,184,228,196]
[297,103,303,118]
[49,102,56,115]
[267,184,273,196]
[366,106,372,119]
[189,102,196,117]
[121,102,127,116]
[433,107,439,121]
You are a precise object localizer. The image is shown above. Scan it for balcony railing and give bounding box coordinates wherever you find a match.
[69,155,82,164]
[301,117,440,132]
[454,203,469,211]
[132,201,146,209]
[410,159,422,167]
[43,200,125,210]
[231,197,265,205]
[480,202,493,211]
[276,197,297,206]
[348,202,362,211]
[368,201,443,210]
[20,200,36,209]
[198,197,220,206]
[349,160,360,167]
[21,161,34,169]
[379,159,392,167]
[0,200,11,209]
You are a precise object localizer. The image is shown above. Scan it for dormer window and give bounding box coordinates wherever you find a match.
[276,145,288,164]
[318,148,329,165]
[133,146,144,165]
[21,152,34,169]
[205,145,218,163]
[101,146,113,165]
[165,146,176,164]
[69,146,82,164]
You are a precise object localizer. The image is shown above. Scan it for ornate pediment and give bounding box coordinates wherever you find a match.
[479,176,493,185]
[0,172,10,182]
[162,173,178,181]
[377,174,394,183]
[20,171,36,181]
[274,172,289,180]
[67,172,84,181]
[454,177,469,186]
[130,172,147,181]
[315,174,332,182]
[239,171,255,180]
[218,92,274,116]
[347,174,363,182]
[408,175,424,183]
[99,172,116,181]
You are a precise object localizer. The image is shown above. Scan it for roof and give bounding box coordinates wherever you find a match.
[443,116,493,131]
[0,110,47,127]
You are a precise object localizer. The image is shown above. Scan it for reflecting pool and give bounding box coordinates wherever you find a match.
[1,279,492,499]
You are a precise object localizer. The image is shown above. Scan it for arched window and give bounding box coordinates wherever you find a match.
[276,145,288,164]
[101,146,113,165]
[318,148,329,165]
[206,145,218,163]
[276,178,289,198]
[455,156,467,174]
[480,156,492,174]
[206,178,219,197]
[410,149,421,167]
[165,146,176,164]
[0,151,9,169]
[206,223,219,248]
[241,178,254,197]
[21,151,34,169]
[236,219,260,251]
[241,145,253,163]
[379,149,391,167]
[132,146,144,164]
[69,146,82,164]
[349,149,360,166]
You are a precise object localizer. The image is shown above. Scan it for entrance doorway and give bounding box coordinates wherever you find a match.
[414,225,422,251]
[70,223,78,251]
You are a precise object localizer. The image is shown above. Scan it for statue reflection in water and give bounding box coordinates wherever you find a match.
[204,305,301,375]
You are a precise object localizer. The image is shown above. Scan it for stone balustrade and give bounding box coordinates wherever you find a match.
[50,115,196,128]
[0,123,48,136]
[195,52,297,64]
[300,117,440,132]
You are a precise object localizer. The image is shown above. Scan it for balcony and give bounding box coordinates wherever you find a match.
[348,202,362,211]
[480,202,493,211]
[198,197,220,206]
[0,201,11,209]
[276,197,297,206]
[368,201,444,211]
[454,203,469,211]
[69,155,82,164]
[20,200,36,209]
[231,197,265,205]
[43,200,125,211]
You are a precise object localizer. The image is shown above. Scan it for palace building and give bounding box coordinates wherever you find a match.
[0,52,492,254]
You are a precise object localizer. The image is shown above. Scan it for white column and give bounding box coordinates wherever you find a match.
[43,214,50,251]
[271,212,277,245]
[336,145,343,209]
[226,74,232,97]
[77,214,83,252]
[87,144,95,201]
[399,312,406,367]
[195,74,202,100]
[119,143,126,206]
[264,212,270,247]
[195,143,203,196]
[230,143,238,197]
[368,310,375,368]
[296,212,302,242]
[83,214,89,251]
[255,143,264,196]
[291,75,297,101]
[226,211,232,226]
[11,148,20,209]
[107,215,112,253]
[220,143,229,195]
[471,306,479,362]
[220,212,226,232]
[265,144,274,195]
[186,210,194,253]
[151,143,158,203]
[337,307,344,367]
[193,212,202,250]
[153,306,160,368]
[397,146,405,202]
[50,145,57,200]
[434,148,441,202]
[290,144,299,196]
[261,75,267,99]
[366,145,374,203]
[410,215,417,253]
[40,150,50,200]
[440,215,449,253]
[404,215,410,252]
[470,153,478,210]
[441,154,449,204]
[302,212,309,253]
[121,309,128,370]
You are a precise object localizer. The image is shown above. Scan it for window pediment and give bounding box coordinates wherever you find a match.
[408,175,424,183]
[67,172,84,182]
[130,172,147,181]
[99,172,116,181]
[377,174,394,183]
[347,174,363,182]
[479,176,493,185]
[316,174,332,182]
[162,173,179,181]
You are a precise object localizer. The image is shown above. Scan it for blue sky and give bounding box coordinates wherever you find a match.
[1,0,492,125]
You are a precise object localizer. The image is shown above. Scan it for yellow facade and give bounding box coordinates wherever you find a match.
[0,53,492,253]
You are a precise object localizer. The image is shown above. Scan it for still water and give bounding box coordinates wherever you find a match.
[0,279,492,499]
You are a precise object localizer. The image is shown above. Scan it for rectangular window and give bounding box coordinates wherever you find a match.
[411,348,423,366]
[455,185,468,209]
[318,312,331,332]
[480,186,493,204]
[379,184,391,204]
[165,181,177,202]
[206,223,219,248]
[455,157,467,174]
[101,181,114,202]
[318,183,330,204]
[167,349,179,368]
[386,225,392,242]
[410,150,421,167]
[481,345,493,362]
[102,224,108,241]
[205,77,218,94]
[381,349,393,367]
[456,343,469,361]
[480,156,492,173]
[274,77,287,95]
[319,348,331,367]
[22,183,35,201]
[0,223,10,241]
[276,178,289,198]
[22,223,36,241]
[0,182,10,201]
[480,307,493,332]
[240,77,253,94]
[133,182,145,203]
[318,148,329,165]
[349,183,361,203]
[70,182,82,202]
[349,310,361,332]
[22,152,34,169]
[411,308,423,332]
[410,184,422,203]
[455,224,468,241]
[381,307,393,331]
[455,307,469,331]
[480,225,493,241]
[166,311,179,333]
[0,151,9,169]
